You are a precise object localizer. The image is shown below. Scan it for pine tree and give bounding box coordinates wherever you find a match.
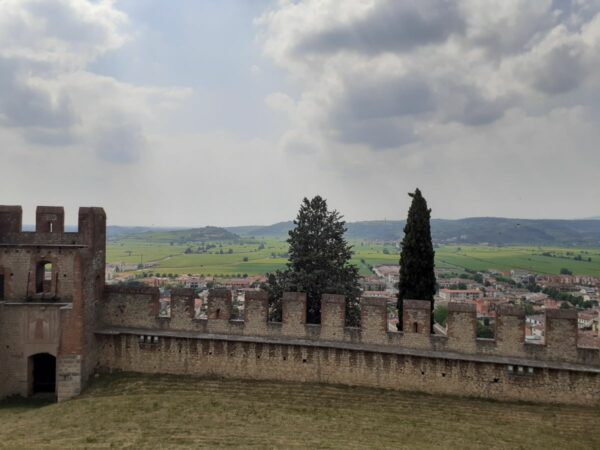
[397,189,436,331]
[264,196,361,326]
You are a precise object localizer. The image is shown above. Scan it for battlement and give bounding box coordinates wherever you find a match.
[98,288,600,370]
[0,205,106,247]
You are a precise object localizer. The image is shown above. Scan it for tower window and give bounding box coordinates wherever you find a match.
[35,261,52,294]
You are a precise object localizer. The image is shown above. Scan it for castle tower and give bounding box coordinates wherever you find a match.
[0,206,106,401]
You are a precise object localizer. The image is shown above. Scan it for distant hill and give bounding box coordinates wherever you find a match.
[112,226,240,243]
[226,218,600,247]
[431,218,599,246]
[227,221,295,238]
[107,226,185,239]
[102,217,599,247]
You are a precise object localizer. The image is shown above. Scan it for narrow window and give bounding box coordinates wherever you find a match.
[0,274,4,300]
[35,262,52,294]
[413,322,419,333]
[216,308,221,319]
[49,222,53,233]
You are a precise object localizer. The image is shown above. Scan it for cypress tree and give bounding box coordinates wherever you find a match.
[264,196,361,326]
[397,188,436,331]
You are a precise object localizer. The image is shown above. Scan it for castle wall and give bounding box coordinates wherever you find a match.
[93,287,600,405]
[96,333,600,406]
[97,288,600,369]
[0,303,64,397]
[0,304,6,398]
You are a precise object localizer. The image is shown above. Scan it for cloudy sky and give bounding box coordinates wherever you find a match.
[2,0,600,226]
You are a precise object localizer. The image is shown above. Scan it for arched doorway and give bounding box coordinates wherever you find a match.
[30,353,56,395]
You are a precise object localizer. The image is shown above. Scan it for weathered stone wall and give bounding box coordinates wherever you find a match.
[97,288,600,369]
[0,247,78,301]
[96,333,600,406]
[99,286,160,329]
[0,303,64,397]
[0,303,7,398]
[92,286,600,405]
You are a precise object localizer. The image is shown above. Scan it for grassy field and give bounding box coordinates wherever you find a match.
[435,246,600,276]
[1,373,599,449]
[107,238,600,278]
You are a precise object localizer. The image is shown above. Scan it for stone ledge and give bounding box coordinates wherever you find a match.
[95,326,600,374]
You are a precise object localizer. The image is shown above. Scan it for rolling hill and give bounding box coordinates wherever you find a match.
[226,218,600,246]
[102,218,599,246]
[111,226,240,243]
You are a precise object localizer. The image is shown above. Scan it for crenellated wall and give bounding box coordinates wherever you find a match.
[96,333,600,406]
[97,289,600,367]
[95,287,600,405]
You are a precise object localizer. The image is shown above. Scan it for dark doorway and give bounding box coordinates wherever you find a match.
[31,353,56,394]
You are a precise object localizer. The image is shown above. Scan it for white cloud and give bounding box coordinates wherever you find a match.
[0,0,190,164]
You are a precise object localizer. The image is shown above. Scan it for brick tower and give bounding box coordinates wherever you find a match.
[0,206,105,401]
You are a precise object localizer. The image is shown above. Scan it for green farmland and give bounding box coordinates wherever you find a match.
[107,238,600,278]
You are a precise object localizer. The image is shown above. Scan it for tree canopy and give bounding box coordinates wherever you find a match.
[397,188,436,331]
[264,196,361,326]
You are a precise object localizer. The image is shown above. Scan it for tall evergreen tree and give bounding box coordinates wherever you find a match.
[397,189,436,331]
[264,196,361,326]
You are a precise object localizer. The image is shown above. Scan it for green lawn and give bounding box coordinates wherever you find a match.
[1,373,599,449]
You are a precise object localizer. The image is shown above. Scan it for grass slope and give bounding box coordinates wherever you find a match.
[1,373,599,449]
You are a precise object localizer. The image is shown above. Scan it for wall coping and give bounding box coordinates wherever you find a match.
[95,326,600,375]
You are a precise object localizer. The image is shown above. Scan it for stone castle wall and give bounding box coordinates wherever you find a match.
[96,333,600,406]
[96,287,600,405]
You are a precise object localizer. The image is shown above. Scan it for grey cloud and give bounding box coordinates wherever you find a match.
[340,76,434,120]
[0,58,76,130]
[328,74,506,148]
[25,127,76,147]
[326,75,432,149]
[529,43,587,94]
[332,116,417,149]
[438,83,508,126]
[93,121,145,164]
[295,0,464,56]
[24,0,122,52]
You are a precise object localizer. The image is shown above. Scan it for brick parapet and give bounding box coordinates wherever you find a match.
[0,205,106,247]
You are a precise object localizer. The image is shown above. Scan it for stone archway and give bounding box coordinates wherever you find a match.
[30,353,56,395]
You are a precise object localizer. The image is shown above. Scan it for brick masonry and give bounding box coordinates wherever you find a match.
[0,206,105,400]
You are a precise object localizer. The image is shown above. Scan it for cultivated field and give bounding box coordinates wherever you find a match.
[1,373,599,449]
[107,238,600,278]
